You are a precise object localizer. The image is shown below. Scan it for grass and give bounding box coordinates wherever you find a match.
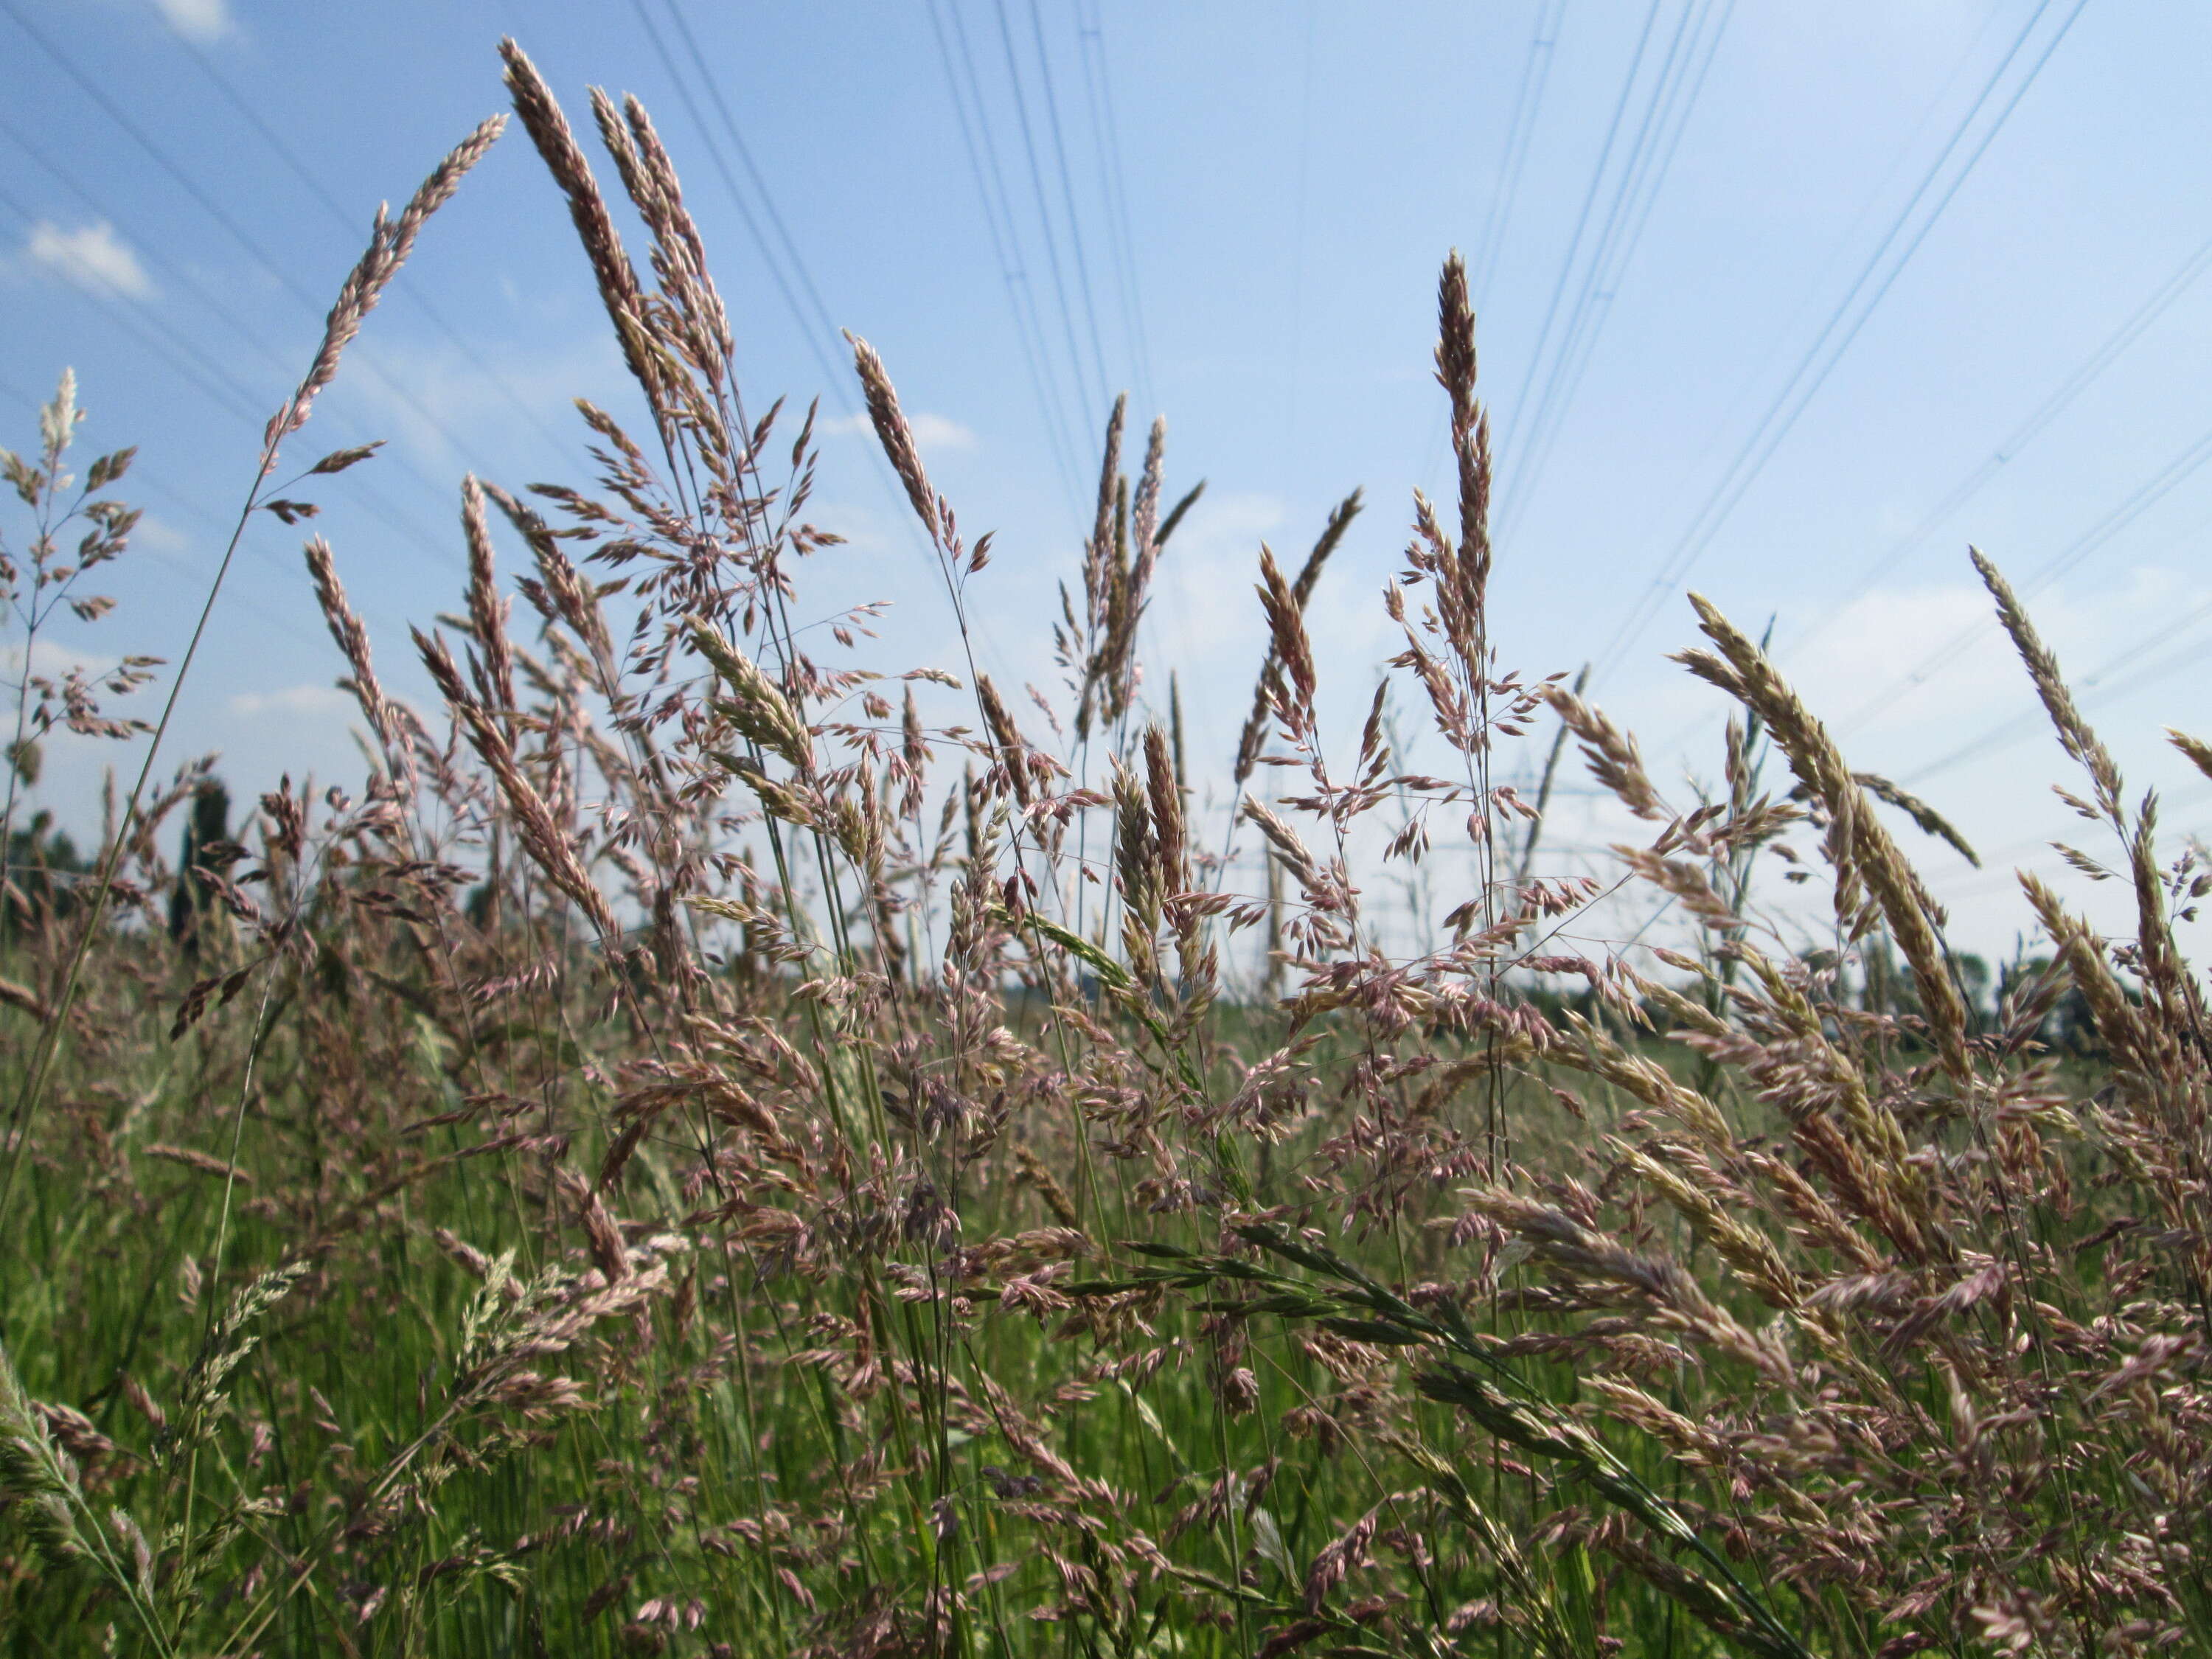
[5,34,2212,1659]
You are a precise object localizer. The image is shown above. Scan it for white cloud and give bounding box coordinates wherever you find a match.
[133,515,191,554]
[1,639,119,681]
[822,410,978,453]
[339,333,623,473]
[152,0,231,41]
[806,495,906,560]
[1099,488,1416,781]
[1787,581,2006,725]
[1151,489,1403,677]
[26,221,156,300]
[910,413,978,453]
[1784,563,2204,742]
[228,684,354,719]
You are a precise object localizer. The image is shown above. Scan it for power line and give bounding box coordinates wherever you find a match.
[161,13,576,459]
[1496,0,1733,540]
[1,0,536,508]
[4,0,571,580]
[1472,0,1568,312]
[1024,0,1115,413]
[1417,0,1568,501]
[654,0,855,373]
[1903,584,2212,788]
[0,192,262,430]
[0,288,449,619]
[1586,0,2086,687]
[1066,0,1189,698]
[1838,409,2212,734]
[953,0,1110,501]
[1927,796,2212,903]
[1282,0,1318,447]
[626,10,960,518]
[639,0,1033,557]
[1778,226,2212,670]
[0,373,407,643]
[633,1,1021,675]
[0,114,308,389]
[625,0,827,397]
[1495,0,1663,474]
[1562,0,2020,667]
[925,0,1088,510]
[0,117,466,569]
[1071,0,1155,416]
[1650,221,2212,771]
[991,0,1107,427]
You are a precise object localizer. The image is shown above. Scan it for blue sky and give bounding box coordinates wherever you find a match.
[6,0,2211,956]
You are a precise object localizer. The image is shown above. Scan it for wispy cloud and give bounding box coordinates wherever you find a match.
[152,0,232,42]
[823,410,978,453]
[1,639,119,681]
[26,221,156,300]
[341,333,622,472]
[229,684,353,719]
[133,514,191,554]
[1784,562,2203,739]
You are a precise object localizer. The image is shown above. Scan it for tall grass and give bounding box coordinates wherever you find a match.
[4,37,2211,1658]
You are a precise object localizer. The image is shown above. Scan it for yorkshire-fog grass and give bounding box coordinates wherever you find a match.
[6,36,2212,1659]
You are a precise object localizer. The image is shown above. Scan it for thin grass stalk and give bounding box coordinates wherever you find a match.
[0,114,505,1235]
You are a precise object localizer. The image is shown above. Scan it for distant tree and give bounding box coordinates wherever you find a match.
[1,809,88,939]
[1955,951,1993,1031]
[166,779,231,960]
[1996,952,2109,1058]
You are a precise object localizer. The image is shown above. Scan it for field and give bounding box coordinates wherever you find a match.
[7,43,2212,1659]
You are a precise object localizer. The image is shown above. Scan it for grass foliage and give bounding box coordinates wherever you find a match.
[6,38,2212,1659]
